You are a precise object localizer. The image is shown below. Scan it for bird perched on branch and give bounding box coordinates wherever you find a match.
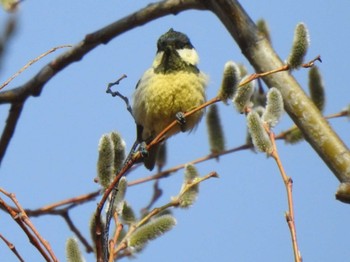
[132,28,208,170]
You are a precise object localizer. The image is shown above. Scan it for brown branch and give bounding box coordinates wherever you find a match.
[0,188,57,261]
[267,129,302,262]
[0,191,100,253]
[0,102,23,165]
[0,233,25,262]
[24,190,100,217]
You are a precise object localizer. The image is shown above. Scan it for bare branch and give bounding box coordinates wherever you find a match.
[0,102,23,165]
[0,233,25,262]
[0,188,57,261]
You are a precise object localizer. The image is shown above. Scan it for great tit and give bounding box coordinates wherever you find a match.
[132,28,208,170]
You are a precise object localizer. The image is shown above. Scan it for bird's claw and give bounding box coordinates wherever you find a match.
[176,112,187,132]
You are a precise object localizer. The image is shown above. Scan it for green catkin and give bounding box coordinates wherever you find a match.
[218,61,240,103]
[287,22,310,69]
[247,111,273,154]
[179,164,200,208]
[238,63,248,78]
[233,77,255,113]
[284,127,304,144]
[97,134,114,189]
[127,215,176,250]
[66,238,84,262]
[110,132,126,173]
[113,176,128,214]
[308,66,325,112]
[262,87,284,127]
[121,201,136,225]
[206,104,225,154]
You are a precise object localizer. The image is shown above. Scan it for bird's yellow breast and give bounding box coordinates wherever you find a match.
[133,69,207,140]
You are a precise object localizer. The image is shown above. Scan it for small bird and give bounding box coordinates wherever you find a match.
[132,29,208,170]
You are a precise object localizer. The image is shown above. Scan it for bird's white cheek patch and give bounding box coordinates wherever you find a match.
[177,48,199,65]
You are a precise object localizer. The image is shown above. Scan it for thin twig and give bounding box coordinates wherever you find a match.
[25,190,100,216]
[106,74,133,117]
[267,129,302,262]
[0,45,73,90]
[0,233,25,262]
[129,143,251,186]
[238,55,321,87]
[1,189,59,262]
[0,189,55,261]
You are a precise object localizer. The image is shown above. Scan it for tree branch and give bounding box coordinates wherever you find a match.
[204,0,350,185]
[0,0,204,104]
[0,102,23,165]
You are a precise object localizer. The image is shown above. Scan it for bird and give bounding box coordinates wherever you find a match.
[132,28,208,170]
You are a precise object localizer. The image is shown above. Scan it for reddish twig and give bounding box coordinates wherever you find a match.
[25,190,100,216]
[0,188,58,261]
[0,233,25,262]
[266,129,302,262]
[238,55,321,87]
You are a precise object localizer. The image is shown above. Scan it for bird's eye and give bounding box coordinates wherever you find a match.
[175,41,185,49]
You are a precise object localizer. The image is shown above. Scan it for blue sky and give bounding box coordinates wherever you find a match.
[1,1,350,261]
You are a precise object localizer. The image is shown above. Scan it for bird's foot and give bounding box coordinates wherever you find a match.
[139,141,149,158]
[176,112,187,132]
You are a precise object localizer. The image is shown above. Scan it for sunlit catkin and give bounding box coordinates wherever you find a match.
[233,77,255,113]
[262,87,284,128]
[127,215,176,250]
[218,61,240,103]
[113,176,128,214]
[110,131,126,173]
[287,23,310,69]
[247,111,273,154]
[179,164,200,208]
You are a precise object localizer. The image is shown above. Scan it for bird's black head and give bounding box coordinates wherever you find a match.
[154,29,199,74]
[157,28,194,53]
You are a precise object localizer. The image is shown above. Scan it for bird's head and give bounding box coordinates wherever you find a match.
[153,29,199,74]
